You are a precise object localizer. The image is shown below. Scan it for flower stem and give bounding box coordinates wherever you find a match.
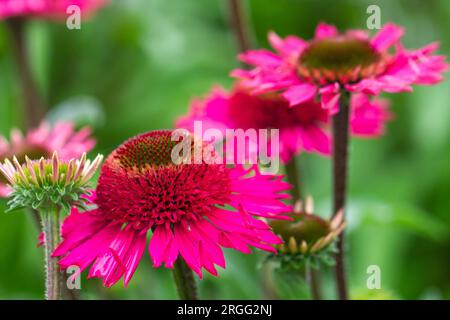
[331,90,350,300]
[309,268,321,300]
[285,158,302,201]
[41,205,62,300]
[261,262,279,299]
[172,258,198,300]
[6,17,45,128]
[286,159,324,299]
[227,0,252,54]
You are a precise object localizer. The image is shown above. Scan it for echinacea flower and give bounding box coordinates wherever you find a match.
[177,85,331,164]
[268,197,345,269]
[0,121,95,197]
[53,130,292,287]
[176,85,392,164]
[232,22,448,114]
[0,0,107,20]
[0,151,103,212]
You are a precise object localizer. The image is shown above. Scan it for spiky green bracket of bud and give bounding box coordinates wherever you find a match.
[0,151,103,213]
[267,197,346,272]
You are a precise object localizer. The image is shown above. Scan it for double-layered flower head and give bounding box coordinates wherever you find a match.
[177,85,391,164]
[232,22,448,113]
[269,197,345,270]
[0,151,103,211]
[54,130,292,287]
[0,0,107,20]
[0,121,95,197]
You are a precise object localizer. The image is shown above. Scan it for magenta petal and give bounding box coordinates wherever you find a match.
[350,93,392,138]
[282,83,316,106]
[238,50,282,68]
[53,209,106,257]
[191,221,226,269]
[37,232,45,247]
[370,23,405,52]
[173,223,202,277]
[89,227,135,287]
[219,232,251,254]
[314,22,338,39]
[345,79,383,95]
[319,83,341,114]
[149,225,169,267]
[346,29,369,41]
[88,225,147,288]
[189,222,225,276]
[123,231,147,286]
[206,207,281,255]
[228,165,292,219]
[278,128,302,163]
[300,126,332,155]
[268,31,306,59]
[149,224,179,268]
[58,222,120,272]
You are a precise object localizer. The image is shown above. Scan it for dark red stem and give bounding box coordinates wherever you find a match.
[332,90,350,300]
[227,0,252,54]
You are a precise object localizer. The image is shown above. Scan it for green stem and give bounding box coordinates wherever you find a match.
[286,159,324,299]
[172,258,198,300]
[285,157,302,201]
[261,262,279,299]
[309,268,321,300]
[6,17,45,128]
[41,206,62,300]
[331,90,350,300]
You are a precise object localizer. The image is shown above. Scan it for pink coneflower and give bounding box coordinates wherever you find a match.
[177,85,330,164]
[176,85,391,164]
[232,22,448,113]
[0,0,107,19]
[53,130,292,287]
[0,121,95,197]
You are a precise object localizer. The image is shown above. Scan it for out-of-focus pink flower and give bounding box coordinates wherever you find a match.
[53,131,292,287]
[176,85,392,164]
[176,85,331,164]
[0,0,108,20]
[350,93,392,137]
[232,22,448,114]
[0,121,95,197]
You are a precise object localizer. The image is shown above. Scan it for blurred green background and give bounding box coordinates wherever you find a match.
[0,0,449,299]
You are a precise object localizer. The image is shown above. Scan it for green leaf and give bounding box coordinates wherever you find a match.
[349,199,449,243]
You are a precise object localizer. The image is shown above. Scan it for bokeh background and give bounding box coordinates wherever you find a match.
[0,0,449,299]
